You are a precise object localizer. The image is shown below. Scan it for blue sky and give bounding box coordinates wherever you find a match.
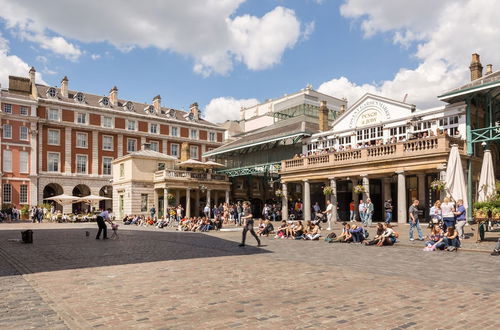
[0,0,498,122]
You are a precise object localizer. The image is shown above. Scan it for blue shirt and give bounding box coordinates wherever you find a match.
[456,205,466,220]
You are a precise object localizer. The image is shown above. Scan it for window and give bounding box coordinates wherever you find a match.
[127,120,136,131]
[20,126,29,140]
[102,116,113,128]
[208,132,216,142]
[20,106,29,116]
[171,126,179,137]
[439,116,460,136]
[75,92,85,103]
[3,104,12,113]
[19,151,28,173]
[76,155,87,174]
[124,101,134,111]
[47,87,57,98]
[100,97,110,107]
[141,194,148,212]
[76,132,88,148]
[20,185,28,204]
[3,150,12,172]
[3,184,12,203]
[103,157,113,175]
[48,129,60,145]
[171,143,179,157]
[127,138,136,152]
[119,163,124,177]
[189,145,199,159]
[48,109,60,121]
[150,123,158,134]
[157,162,165,171]
[3,124,12,139]
[189,129,198,139]
[48,152,60,172]
[76,113,87,124]
[338,136,351,145]
[149,141,159,152]
[103,135,113,151]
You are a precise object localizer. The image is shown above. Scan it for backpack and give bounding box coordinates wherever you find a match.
[363,228,369,239]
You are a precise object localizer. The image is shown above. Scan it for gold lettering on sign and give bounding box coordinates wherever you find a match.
[356,109,381,127]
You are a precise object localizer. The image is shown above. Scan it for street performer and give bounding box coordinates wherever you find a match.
[96,208,113,239]
[238,201,261,247]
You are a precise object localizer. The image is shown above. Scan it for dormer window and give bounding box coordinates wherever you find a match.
[123,101,134,111]
[74,92,85,103]
[47,87,57,98]
[167,109,175,117]
[99,97,110,107]
[144,105,155,114]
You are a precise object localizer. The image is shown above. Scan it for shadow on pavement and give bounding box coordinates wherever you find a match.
[0,228,270,276]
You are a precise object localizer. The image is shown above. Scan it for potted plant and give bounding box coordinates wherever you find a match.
[323,186,333,196]
[353,185,365,194]
[20,205,30,220]
[166,193,176,205]
[430,179,446,191]
[275,189,284,198]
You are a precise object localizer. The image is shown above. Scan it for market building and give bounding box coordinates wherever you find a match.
[0,67,225,212]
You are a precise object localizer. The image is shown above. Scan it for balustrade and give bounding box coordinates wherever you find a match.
[155,169,227,181]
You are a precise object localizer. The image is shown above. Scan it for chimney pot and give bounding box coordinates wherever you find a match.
[109,86,118,106]
[486,64,493,75]
[318,100,329,132]
[60,76,68,98]
[153,95,161,112]
[190,102,200,120]
[469,53,483,81]
[29,67,38,98]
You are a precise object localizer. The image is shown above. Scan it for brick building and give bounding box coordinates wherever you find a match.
[0,67,225,213]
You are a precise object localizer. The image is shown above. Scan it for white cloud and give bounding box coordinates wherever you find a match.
[302,21,315,41]
[0,1,307,75]
[204,97,259,123]
[0,33,45,87]
[320,0,500,109]
[90,54,101,60]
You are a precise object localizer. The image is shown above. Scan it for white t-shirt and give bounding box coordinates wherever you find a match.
[441,202,455,218]
[326,203,334,215]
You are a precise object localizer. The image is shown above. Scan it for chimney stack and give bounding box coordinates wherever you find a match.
[109,86,118,106]
[469,53,483,81]
[486,64,493,75]
[29,67,38,98]
[180,142,190,161]
[61,76,68,98]
[153,95,161,112]
[318,100,329,132]
[190,102,200,120]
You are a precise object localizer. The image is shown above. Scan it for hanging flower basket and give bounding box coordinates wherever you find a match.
[275,189,284,198]
[166,193,176,204]
[430,180,446,191]
[353,185,366,194]
[323,186,333,196]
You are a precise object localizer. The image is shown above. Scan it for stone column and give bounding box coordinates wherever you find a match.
[206,189,211,208]
[397,171,407,223]
[185,188,191,218]
[303,179,311,221]
[417,173,426,208]
[225,190,230,204]
[64,127,72,173]
[117,134,123,157]
[163,188,169,219]
[214,191,219,207]
[153,189,158,218]
[351,178,359,221]
[329,178,338,227]
[195,189,200,217]
[281,182,289,220]
[29,124,38,206]
[361,174,370,200]
[92,131,98,175]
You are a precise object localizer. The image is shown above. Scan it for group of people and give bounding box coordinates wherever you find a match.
[273,220,321,240]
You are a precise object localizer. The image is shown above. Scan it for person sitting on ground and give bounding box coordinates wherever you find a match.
[365,223,384,245]
[443,226,460,251]
[260,219,274,237]
[256,219,266,235]
[274,220,288,239]
[376,223,397,246]
[305,221,321,240]
[332,223,351,243]
[293,221,304,239]
[424,224,445,250]
[349,224,365,243]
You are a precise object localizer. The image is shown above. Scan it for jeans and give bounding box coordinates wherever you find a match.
[349,210,355,221]
[351,231,364,243]
[237,213,242,225]
[366,213,373,227]
[360,212,366,225]
[241,224,260,245]
[442,217,456,231]
[456,220,466,238]
[385,212,392,224]
[409,219,423,240]
[426,240,445,250]
[444,237,460,248]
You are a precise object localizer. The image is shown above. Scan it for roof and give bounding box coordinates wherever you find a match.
[204,115,319,157]
[438,71,500,102]
[113,149,177,163]
[33,83,221,128]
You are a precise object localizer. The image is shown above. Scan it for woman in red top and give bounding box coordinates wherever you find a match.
[349,200,355,222]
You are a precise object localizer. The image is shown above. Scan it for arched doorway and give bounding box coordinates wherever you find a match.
[43,183,64,211]
[99,185,113,211]
[72,184,91,214]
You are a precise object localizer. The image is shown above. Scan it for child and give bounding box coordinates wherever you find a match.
[110,222,119,239]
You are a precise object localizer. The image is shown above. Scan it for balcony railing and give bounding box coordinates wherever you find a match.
[282,136,465,172]
[154,169,228,182]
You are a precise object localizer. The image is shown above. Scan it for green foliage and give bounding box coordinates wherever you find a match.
[20,205,30,215]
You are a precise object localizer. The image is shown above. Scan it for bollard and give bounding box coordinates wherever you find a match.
[21,230,33,244]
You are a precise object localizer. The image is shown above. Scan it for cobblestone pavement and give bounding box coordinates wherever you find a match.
[0,223,499,329]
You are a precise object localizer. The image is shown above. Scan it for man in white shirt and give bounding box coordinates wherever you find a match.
[358,200,366,225]
[324,200,334,231]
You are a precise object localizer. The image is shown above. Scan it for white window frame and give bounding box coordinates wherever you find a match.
[127,120,137,131]
[208,131,216,142]
[102,157,113,175]
[20,106,29,116]
[76,154,88,174]
[171,126,179,137]
[48,129,60,146]
[3,184,12,203]
[102,135,114,151]
[149,141,159,152]
[20,126,29,141]
[19,184,28,204]
[3,150,12,172]
[19,151,29,173]
[127,138,137,152]
[149,123,158,134]
[48,108,60,121]
[102,116,114,128]
[76,112,87,125]
[47,152,60,172]
[170,143,179,158]
[189,129,198,140]
[189,145,199,159]
[3,124,12,139]
[76,132,88,149]
[3,104,12,114]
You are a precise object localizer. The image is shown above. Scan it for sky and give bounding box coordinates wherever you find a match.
[0,0,499,123]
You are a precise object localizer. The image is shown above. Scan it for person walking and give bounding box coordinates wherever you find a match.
[384,199,393,224]
[454,199,466,239]
[96,208,112,239]
[365,198,374,227]
[323,200,334,231]
[408,199,424,241]
[203,204,211,219]
[358,200,366,225]
[349,200,355,222]
[239,201,261,247]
